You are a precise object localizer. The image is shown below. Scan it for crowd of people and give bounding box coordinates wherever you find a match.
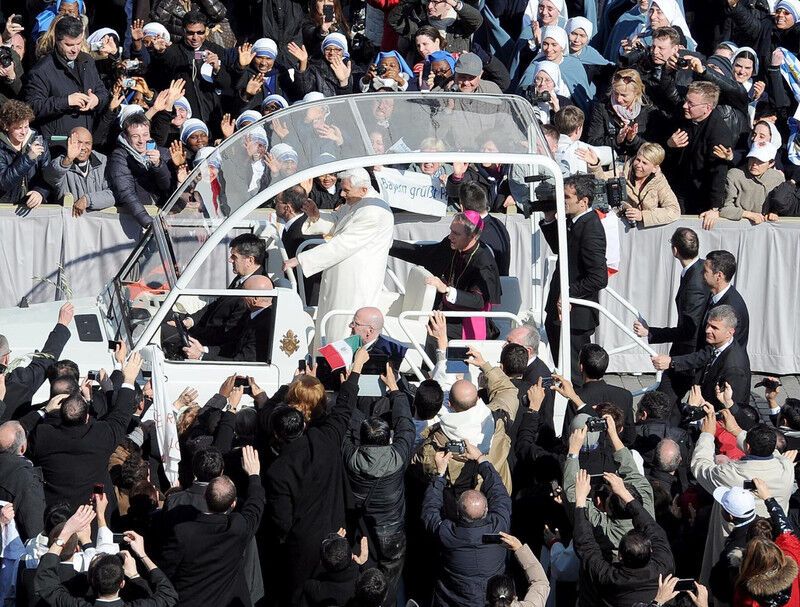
[0,0,797,606]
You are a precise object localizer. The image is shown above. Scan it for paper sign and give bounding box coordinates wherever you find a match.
[374,167,448,217]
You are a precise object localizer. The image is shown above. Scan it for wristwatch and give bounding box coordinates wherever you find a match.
[55,538,66,547]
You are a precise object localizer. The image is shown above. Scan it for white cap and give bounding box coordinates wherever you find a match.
[747,143,777,162]
[713,486,756,518]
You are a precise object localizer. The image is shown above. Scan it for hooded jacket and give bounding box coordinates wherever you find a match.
[0,130,51,204]
[343,389,416,529]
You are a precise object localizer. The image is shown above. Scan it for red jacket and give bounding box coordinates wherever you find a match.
[733,533,800,607]
[366,0,400,50]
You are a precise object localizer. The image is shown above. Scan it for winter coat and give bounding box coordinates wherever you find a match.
[343,389,415,530]
[148,41,232,127]
[720,166,784,220]
[234,65,297,111]
[150,0,227,42]
[42,151,115,209]
[763,179,800,216]
[585,100,665,158]
[24,51,109,140]
[260,0,306,68]
[0,452,45,541]
[294,59,354,98]
[107,139,173,227]
[421,459,512,607]
[0,131,51,204]
[388,0,483,55]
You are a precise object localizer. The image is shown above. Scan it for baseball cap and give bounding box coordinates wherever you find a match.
[747,144,777,163]
[712,485,756,518]
[454,52,483,77]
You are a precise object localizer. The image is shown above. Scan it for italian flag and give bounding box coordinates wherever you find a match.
[319,335,363,370]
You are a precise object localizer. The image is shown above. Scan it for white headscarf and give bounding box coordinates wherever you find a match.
[522,0,567,35]
[647,0,696,49]
[534,60,570,96]
[536,25,569,60]
[566,16,593,39]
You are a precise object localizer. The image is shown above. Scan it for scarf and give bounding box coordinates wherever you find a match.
[428,8,458,36]
[613,99,642,121]
[437,399,495,453]
[117,134,150,169]
[778,47,800,164]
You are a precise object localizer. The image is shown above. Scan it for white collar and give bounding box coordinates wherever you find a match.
[570,208,592,223]
[250,307,267,320]
[283,213,302,231]
[713,338,734,356]
[526,355,538,367]
[712,283,732,304]
[681,257,699,277]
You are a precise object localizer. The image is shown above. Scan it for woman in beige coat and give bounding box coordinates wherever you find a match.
[485,532,550,607]
[584,142,681,227]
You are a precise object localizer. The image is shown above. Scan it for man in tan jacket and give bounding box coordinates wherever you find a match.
[414,347,519,494]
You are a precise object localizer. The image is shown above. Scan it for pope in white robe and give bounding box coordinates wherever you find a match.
[283,169,394,349]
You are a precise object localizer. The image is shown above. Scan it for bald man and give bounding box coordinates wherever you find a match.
[349,307,407,365]
[183,275,275,362]
[421,442,511,607]
[42,126,114,215]
[0,421,46,540]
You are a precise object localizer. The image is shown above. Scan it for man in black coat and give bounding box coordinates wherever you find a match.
[264,348,366,605]
[148,10,232,128]
[183,275,275,363]
[173,233,268,345]
[0,302,73,422]
[652,250,750,378]
[540,174,607,387]
[421,444,512,607]
[276,185,321,306]
[259,0,305,68]
[573,469,674,607]
[107,113,173,228]
[159,446,265,607]
[560,344,636,447]
[26,354,141,510]
[0,420,45,540]
[663,305,751,410]
[23,16,109,140]
[663,81,734,214]
[634,227,710,412]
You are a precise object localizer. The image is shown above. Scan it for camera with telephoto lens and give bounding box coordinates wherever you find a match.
[524,87,551,105]
[585,417,608,432]
[683,405,707,423]
[592,176,627,210]
[755,377,782,391]
[0,46,13,69]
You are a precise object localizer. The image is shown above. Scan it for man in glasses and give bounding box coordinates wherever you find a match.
[149,10,232,130]
[663,81,733,216]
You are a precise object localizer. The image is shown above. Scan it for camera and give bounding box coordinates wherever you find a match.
[676,57,690,69]
[524,87,551,105]
[683,405,707,423]
[585,417,608,432]
[376,64,387,76]
[121,58,141,73]
[755,377,782,390]
[445,440,466,454]
[87,370,99,381]
[0,46,13,69]
[592,176,627,210]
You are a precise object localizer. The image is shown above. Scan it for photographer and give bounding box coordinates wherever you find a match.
[526,60,573,124]
[583,141,680,227]
[0,99,51,207]
[0,42,23,106]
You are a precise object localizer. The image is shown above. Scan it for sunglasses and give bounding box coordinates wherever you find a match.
[613,74,635,84]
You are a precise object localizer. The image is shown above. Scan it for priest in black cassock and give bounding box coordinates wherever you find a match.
[389,211,502,341]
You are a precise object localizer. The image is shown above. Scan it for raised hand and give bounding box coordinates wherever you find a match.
[58,302,75,326]
[238,42,256,68]
[130,19,144,43]
[170,140,187,167]
[245,74,262,97]
[220,113,235,138]
[242,444,261,476]
[287,42,308,70]
[122,351,143,383]
[667,129,689,148]
[329,55,351,84]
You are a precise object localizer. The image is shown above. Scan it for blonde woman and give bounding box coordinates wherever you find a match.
[584,142,680,227]
[586,68,662,157]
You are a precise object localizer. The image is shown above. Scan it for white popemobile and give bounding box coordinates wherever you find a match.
[0,93,659,436]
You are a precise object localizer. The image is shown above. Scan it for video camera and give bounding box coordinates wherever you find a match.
[592,176,627,211]
[0,46,13,69]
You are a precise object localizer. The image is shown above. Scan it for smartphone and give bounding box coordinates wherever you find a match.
[674,579,696,592]
[540,376,554,388]
[481,534,504,544]
[298,359,307,372]
[93,482,104,495]
[234,375,252,395]
[446,346,470,360]
[33,135,44,147]
[550,480,563,497]
[322,4,335,23]
[146,140,156,151]
[743,480,756,490]
[142,369,152,379]
[112,532,126,544]
[107,339,119,351]
[87,370,99,381]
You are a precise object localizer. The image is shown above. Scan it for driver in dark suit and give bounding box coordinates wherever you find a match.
[276,185,321,306]
[183,275,275,363]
